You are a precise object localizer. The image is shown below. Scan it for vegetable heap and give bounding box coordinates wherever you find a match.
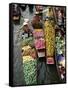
[21,36,37,85]
[23,56,37,85]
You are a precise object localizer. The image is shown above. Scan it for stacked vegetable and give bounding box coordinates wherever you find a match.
[21,37,37,85]
[23,56,37,85]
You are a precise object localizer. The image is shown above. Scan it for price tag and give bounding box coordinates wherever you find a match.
[47,57,54,64]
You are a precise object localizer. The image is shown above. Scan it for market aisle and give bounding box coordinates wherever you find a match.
[12,4,65,85]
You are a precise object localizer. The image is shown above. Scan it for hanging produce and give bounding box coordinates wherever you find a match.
[44,7,55,64]
[44,20,55,57]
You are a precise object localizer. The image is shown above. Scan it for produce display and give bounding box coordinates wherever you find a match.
[55,31,65,80]
[44,20,55,57]
[56,33,65,55]
[23,56,37,85]
[44,7,55,64]
[33,29,45,58]
[21,37,34,47]
[21,35,37,85]
[22,46,37,85]
[22,45,37,59]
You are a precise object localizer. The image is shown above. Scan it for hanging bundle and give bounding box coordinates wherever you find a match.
[44,7,55,64]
